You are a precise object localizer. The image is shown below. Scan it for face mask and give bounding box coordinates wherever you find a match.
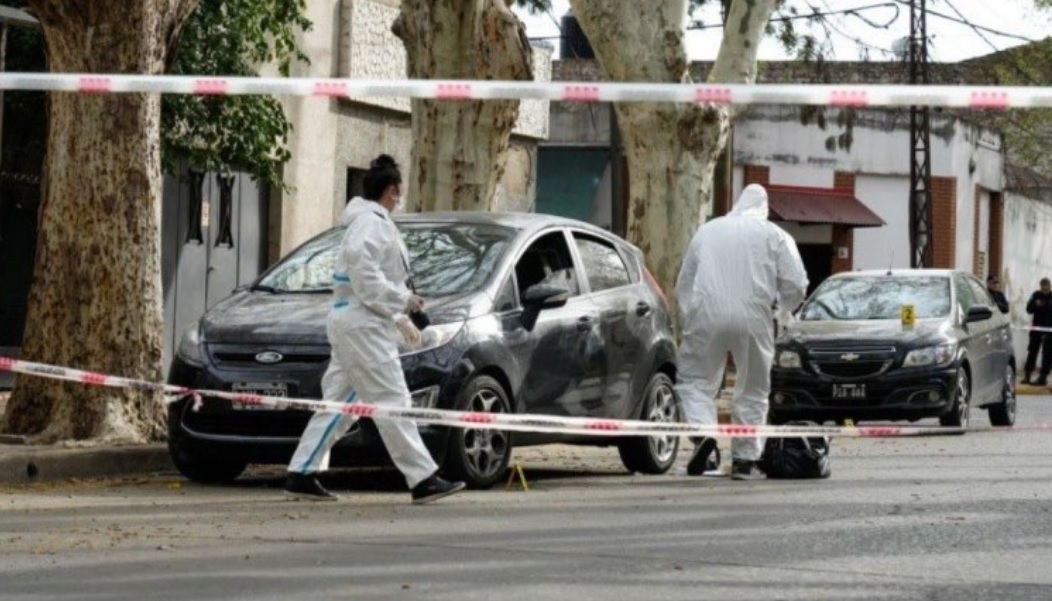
[394,196,406,213]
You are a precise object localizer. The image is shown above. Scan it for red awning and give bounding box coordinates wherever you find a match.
[765,185,885,228]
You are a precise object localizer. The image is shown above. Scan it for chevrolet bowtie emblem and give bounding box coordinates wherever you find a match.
[840,353,860,361]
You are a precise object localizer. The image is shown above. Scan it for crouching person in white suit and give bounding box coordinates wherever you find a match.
[675,184,808,480]
[285,154,465,504]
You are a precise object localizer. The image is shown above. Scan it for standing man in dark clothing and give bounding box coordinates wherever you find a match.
[1024,278,1052,386]
[986,275,1010,314]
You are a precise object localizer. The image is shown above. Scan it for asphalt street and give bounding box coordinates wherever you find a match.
[2,398,1052,601]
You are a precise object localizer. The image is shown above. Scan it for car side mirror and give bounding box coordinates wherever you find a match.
[520,284,570,331]
[965,305,994,324]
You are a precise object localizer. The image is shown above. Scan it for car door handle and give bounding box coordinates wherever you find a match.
[636,302,651,316]
[576,316,595,331]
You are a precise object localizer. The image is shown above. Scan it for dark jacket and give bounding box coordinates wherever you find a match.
[1026,291,1052,327]
[988,289,1010,314]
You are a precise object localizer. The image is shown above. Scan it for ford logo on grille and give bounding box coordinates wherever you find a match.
[840,353,860,362]
[255,351,284,364]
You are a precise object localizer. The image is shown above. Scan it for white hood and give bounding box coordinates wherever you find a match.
[341,196,387,226]
[729,184,769,220]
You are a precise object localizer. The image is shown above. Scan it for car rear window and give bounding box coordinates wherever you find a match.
[800,275,952,321]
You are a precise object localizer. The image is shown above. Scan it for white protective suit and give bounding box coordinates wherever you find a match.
[674,184,808,461]
[288,197,437,488]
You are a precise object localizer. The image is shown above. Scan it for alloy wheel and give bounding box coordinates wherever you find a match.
[460,388,510,482]
[646,380,678,464]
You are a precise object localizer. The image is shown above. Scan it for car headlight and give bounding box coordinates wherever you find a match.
[776,349,802,369]
[177,325,205,366]
[400,321,464,356]
[903,343,957,368]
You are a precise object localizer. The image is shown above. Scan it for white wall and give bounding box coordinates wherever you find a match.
[949,120,1004,272]
[854,174,911,270]
[268,0,342,257]
[1002,192,1052,360]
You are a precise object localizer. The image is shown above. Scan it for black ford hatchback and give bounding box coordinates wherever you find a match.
[770,269,1016,429]
[168,212,679,488]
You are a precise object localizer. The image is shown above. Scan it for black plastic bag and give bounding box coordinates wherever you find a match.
[760,429,831,479]
[409,309,430,331]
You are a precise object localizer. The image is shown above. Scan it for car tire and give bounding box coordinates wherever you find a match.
[939,367,970,432]
[618,372,680,474]
[444,375,513,489]
[167,404,248,483]
[988,364,1017,427]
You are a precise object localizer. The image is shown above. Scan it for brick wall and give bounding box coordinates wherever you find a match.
[989,192,1004,277]
[743,164,770,186]
[972,187,983,276]
[831,226,854,273]
[931,177,958,269]
[833,171,855,192]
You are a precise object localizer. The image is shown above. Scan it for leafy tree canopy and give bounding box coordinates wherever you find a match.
[162,0,311,187]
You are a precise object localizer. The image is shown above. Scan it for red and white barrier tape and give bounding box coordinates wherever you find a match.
[8,354,1035,439]
[1015,325,1052,334]
[0,73,1050,108]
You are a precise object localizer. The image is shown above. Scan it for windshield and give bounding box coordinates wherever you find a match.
[799,276,952,321]
[256,222,514,295]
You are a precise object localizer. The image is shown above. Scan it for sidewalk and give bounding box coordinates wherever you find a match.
[0,392,173,485]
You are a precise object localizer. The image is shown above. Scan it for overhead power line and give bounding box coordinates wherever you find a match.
[890,0,1036,43]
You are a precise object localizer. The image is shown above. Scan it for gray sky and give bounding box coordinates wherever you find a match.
[516,0,1052,63]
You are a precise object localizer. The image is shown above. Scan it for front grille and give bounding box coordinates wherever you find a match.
[813,360,891,378]
[206,344,330,370]
[808,346,897,380]
[212,352,329,366]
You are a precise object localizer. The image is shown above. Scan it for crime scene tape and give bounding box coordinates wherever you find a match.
[0,72,1050,109]
[1015,325,1052,334]
[5,354,1041,439]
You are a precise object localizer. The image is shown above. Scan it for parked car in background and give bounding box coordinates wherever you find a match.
[168,212,679,488]
[770,269,1016,429]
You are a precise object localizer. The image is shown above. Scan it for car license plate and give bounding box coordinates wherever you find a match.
[231,382,289,410]
[831,383,866,400]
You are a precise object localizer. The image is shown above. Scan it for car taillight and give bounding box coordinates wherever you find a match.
[643,267,669,308]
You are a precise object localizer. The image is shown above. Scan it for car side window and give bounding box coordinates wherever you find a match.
[494,275,519,313]
[966,278,995,309]
[955,275,976,314]
[514,231,580,302]
[573,234,632,293]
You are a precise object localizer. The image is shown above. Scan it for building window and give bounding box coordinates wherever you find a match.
[215,174,235,248]
[346,167,367,202]
[185,169,204,244]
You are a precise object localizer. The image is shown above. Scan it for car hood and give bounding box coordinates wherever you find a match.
[200,289,483,345]
[782,318,952,348]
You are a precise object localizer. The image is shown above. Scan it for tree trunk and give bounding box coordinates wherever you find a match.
[570,0,777,315]
[393,0,532,212]
[2,0,200,443]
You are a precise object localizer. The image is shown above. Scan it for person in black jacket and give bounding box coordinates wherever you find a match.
[1024,278,1052,386]
[986,275,1010,314]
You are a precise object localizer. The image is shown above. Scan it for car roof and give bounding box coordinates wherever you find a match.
[829,269,959,279]
[394,211,617,240]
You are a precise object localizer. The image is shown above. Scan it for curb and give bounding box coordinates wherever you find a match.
[0,444,173,485]
[1017,383,1051,396]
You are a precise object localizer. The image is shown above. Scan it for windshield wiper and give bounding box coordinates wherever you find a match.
[250,284,279,293]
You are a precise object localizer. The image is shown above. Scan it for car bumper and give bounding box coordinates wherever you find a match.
[167,352,466,466]
[769,365,959,423]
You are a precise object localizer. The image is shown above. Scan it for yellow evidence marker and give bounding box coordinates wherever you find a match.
[900,304,916,328]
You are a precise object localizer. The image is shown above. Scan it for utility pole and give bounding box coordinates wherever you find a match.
[909,0,934,268]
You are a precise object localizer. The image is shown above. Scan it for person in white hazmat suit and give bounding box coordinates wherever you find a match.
[285,155,466,504]
[675,184,808,480]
